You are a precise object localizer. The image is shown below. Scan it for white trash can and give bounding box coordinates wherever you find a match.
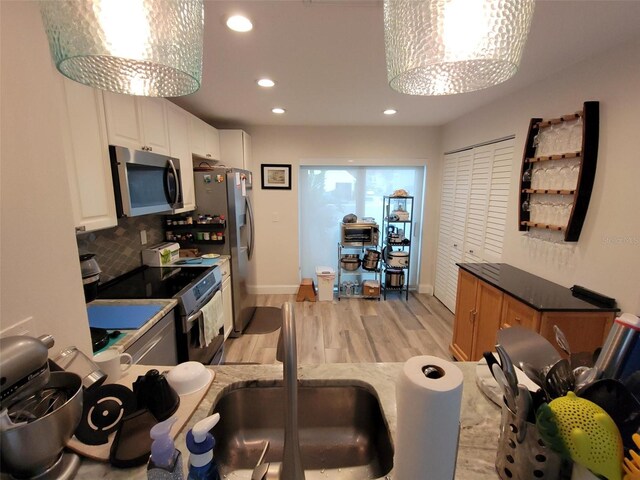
[315,266,335,302]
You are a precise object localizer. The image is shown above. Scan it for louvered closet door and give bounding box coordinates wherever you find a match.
[434,150,472,313]
[434,138,514,314]
[484,139,514,262]
[464,146,492,263]
[435,153,458,311]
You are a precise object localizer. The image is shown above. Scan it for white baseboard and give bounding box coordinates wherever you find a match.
[418,283,434,295]
[249,285,300,295]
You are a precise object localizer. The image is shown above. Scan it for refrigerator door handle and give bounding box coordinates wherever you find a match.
[246,196,255,260]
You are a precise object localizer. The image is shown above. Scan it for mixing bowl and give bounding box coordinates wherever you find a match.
[1,372,83,478]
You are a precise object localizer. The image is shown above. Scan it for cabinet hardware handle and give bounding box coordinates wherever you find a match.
[514,316,521,324]
[148,146,152,152]
[75,226,86,233]
[453,243,458,247]
[469,249,474,253]
[206,153,212,158]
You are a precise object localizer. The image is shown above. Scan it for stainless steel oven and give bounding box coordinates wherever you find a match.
[176,267,224,365]
[97,266,224,365]
[341,222,379,247]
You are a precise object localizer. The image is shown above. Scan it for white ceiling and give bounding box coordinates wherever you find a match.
[170,0,640,128]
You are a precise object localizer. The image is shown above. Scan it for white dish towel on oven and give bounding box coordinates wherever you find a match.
[200,290,224,347]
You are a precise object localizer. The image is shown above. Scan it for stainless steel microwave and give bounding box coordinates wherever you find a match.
[341,222,379,247]
[109,145,183,217]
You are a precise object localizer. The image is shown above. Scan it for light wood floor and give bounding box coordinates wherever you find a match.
[224,292,455,365]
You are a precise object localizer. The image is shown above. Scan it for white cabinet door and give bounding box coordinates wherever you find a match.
[464,145,492,261]
[167,104,195,213]
[219,130,251,170]
[103,92,170,154]
[102,91,142,149]
[138,97,170,155]
[189,115,220,162]
[59,79,117,232]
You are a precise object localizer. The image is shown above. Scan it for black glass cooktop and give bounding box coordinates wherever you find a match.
[97,266,210,300]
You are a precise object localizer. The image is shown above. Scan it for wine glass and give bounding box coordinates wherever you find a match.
[522,164,533,184]
[569,117,583,152]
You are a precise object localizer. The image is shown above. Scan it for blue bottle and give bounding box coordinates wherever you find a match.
[186,413,221,480]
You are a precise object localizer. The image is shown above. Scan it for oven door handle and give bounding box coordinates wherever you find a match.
[184,310,203,333]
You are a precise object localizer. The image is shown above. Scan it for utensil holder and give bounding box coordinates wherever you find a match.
[496,400,572,480]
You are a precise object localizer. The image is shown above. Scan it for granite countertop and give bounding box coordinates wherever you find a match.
[87,299,178,352]
[75,362,502,479]
[457,263,619,312]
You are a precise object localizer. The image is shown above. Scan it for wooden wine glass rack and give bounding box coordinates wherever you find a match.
[518,101,599,242]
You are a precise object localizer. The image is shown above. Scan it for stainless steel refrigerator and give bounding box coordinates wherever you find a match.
[193,167,255,337]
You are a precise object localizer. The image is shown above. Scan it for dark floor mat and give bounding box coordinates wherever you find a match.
[244,306,282,334]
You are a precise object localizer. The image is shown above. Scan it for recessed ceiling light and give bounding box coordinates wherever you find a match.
[272,107,286,114]
[383,109,397,115]
[226,15,253,32]
[257,78,275,88]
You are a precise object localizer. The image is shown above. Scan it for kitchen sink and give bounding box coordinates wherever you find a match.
[210,380,394,479]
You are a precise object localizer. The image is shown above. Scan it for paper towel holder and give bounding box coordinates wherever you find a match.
[422,365,445,379]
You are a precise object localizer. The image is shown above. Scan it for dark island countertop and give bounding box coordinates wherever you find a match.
[456,263,620,313]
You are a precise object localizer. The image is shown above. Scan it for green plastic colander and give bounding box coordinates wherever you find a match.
[546,391,623,480]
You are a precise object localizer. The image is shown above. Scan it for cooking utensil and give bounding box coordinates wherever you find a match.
[578,378,640,453]
[340,256,360,271]
[496,344,519,403]
[1,372,83,478]
[546,392,623,480]
[623,433,640,480]
[252,440,270,480]
[515,384,532,442]
[385,268,405,287]
[544,359,574,398]
[492,363,516,411]
[553,324,571,357]
[497,326,562,376]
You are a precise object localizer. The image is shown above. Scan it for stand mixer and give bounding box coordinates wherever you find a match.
[0,335,83,480]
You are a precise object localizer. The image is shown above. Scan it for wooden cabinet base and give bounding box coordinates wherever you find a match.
[450,266,616,362]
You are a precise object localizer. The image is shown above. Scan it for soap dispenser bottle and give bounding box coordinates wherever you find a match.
[186,413,221,480]
[147,416,184,480]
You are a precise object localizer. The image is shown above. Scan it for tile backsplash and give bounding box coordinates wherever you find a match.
[76,216,165,282]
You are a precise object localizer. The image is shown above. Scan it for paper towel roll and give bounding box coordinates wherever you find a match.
[394,355,463,480]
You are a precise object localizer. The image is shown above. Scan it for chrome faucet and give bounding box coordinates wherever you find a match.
[276,302,305,480]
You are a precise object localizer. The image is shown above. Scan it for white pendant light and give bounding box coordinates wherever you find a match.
[40,0,204,97]
[383,0,535,96]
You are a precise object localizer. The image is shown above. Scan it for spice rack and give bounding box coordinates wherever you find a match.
[518,101,599,242]
[164,214,226,245]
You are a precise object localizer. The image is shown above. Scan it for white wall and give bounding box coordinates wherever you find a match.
[438,36,640,313]
[0,1,92,355]
[244,126,441,293]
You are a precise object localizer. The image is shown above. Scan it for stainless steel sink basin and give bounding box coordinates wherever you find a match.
[210,380,394,479]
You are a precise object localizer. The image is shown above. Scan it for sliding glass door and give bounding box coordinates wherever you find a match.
[299,165,425,287]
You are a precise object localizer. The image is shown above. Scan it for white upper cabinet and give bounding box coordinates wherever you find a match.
[58,78,117,233]
[102,91,170,155]
[167,103,195,213]
[219,129,252,170]
[189,115,220,162]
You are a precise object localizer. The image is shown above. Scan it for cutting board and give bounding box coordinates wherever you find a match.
[87,305,164,330]
[67,364,215,461]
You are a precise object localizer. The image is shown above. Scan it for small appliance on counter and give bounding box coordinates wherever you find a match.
[0,334,83,480]
[142,242,181,267]
[79,253,101,303]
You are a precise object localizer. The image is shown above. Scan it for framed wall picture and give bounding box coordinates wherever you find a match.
[261,164,292,190]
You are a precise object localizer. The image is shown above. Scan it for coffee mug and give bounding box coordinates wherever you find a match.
[93,349,133,383]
